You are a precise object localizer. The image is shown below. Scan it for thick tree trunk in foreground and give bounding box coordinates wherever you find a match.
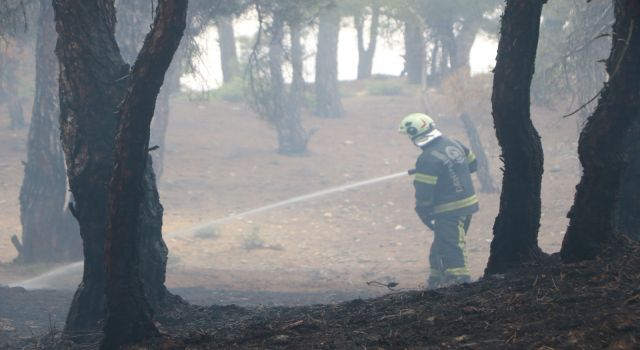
[102,1,187,347]
[485,0,546,276]
[614,119,640,241]
[355,5,379,80]
[17,0,80,264]
[404,19,425,85]
[315,8,343,118]
[217,16,238,83]
[561,1,640,261]
[54,0,171,337]
[269,14,308,155]
[460,113,498,194]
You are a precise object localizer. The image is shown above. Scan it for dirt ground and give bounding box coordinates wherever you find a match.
[0,77,584,344]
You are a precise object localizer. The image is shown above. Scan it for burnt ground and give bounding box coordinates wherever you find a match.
[3,239,639,349]
[0,285,379,346]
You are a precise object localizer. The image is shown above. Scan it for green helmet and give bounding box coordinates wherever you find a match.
[398,113,441,146]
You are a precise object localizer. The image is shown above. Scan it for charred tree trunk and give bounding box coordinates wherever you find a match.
[314,7,343,118]
[485,0,546,276]
[614,119,640,241]
[355,4,379,80]
[17,0,80,264]
[54,0,172,337]
[102,1,187,348]
[561,1,640,261]
[460,113,498,194]
[404,19,425,85]
[269,14,308,155]
[216,16,238,83]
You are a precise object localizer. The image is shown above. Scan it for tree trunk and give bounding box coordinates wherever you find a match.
[404,19,425,85]
[460,113,498,194]
[314,7,343,118]
[102,1,187,347]
[216,16,238,83]
[289,21,305,112]
[485,0,546,276]
[269,14,307,155]
[614,119,640,241]
[440,25,457,77]
[355,4,379,80]
[17,0,80,264]
[53,0,172,337]
[561,1,640,261]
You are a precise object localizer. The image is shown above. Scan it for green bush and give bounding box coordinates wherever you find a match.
[365,80,406,96]
[210,77,245,103]
[193,225,220,240]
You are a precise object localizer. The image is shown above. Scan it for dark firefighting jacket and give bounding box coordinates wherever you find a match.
[413,135,479,218]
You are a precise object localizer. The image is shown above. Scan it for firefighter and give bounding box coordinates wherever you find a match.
[399,113,479,288]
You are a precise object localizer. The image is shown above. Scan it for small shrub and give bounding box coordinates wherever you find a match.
[194,225,220,240]
[243,226,265,250]
[243,226,283,251]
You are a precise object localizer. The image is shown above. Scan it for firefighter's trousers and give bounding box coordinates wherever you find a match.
[427,215,472,288]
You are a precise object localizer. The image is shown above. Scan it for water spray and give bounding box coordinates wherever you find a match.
[9,170,415,290]
[168,169,415,238]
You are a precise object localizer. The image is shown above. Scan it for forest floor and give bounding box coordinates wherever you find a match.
[0,76,595,348]
[5,240,640,349]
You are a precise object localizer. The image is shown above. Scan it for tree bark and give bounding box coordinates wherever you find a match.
[403,18,425,85]
[460,113,498,194]
[17,0,80,264]
[614,119,640,241]
[53,0,172,337]
[102,1,187,347]
[216,16,238,83]
[269,13,308,155]
[355,4,379,80]
[314,7,343,118]
[485,0,546,276]
[561,1,640,261]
